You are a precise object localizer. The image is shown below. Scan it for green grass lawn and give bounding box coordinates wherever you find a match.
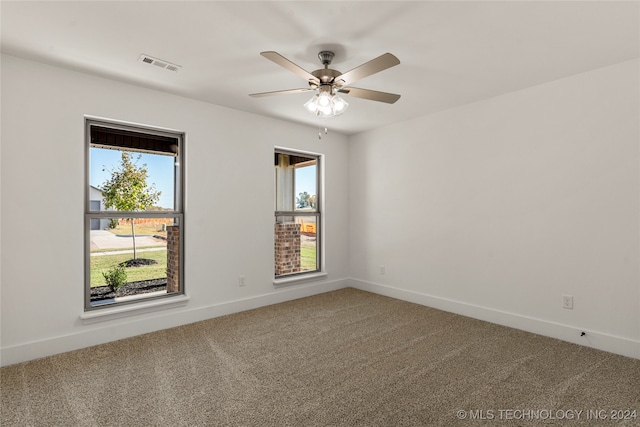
[301,244,317,271]
[90,250,167,287]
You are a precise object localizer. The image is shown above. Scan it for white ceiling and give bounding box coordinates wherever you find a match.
[2,1,638,135]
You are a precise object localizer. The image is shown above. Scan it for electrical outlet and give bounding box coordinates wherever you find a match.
[239,275,246,287]
[562,295,573,309]
[380,265,385,275]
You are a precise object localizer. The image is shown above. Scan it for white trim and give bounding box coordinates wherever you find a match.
[83,114,184,135]
[1,278,349,367]
[80,293,189,324]
[273,272,328,287]
[7,277,635,367]
[274,145,323,158]
[349,278,640,360]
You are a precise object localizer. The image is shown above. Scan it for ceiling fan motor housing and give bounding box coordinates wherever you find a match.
[310,51,343,86]
[318,51,335,65]
[310,68,343,85]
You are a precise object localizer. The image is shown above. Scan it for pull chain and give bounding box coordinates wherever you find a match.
[317,121,328,140]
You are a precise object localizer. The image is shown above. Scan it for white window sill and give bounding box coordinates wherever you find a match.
[80,294,190,324]
[273,272,328,288]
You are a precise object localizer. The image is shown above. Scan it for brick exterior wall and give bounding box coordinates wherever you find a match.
[166,225,180,293]
[274,223,301,276]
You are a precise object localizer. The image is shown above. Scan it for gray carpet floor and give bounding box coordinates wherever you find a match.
[2,288,639,426]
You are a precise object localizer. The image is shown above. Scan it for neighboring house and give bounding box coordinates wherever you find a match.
[89,185,111,230]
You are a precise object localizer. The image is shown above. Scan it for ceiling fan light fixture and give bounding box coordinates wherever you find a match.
[319,105,333,116]
[318,91,332,107]
[304,90,348,118]
[332,94,349,114]
[304,94,320,113]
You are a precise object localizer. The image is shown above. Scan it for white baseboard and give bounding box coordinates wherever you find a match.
[1,278,349,367]
[4,277,637,366]
[349,278,640,360]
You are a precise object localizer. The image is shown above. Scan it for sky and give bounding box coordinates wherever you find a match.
[295,164,317,198]
[90,147,175,209]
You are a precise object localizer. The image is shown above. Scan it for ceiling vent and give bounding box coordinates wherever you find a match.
[138,54,181,72]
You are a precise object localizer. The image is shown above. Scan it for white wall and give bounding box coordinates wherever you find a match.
[0,54,350,366]
[2,54,638,365]
[349,59,640,359]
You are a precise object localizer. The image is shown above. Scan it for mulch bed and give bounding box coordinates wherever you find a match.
[119,258,158,268]
[91,278,167,302]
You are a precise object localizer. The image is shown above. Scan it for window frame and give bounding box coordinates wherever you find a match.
[84,118,185,311]
[274,147,322,279]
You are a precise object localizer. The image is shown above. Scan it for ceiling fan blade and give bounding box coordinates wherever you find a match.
[260,51,318,83]
[336,53,400,86]
[249,88,314,98]
[338,87,401,104]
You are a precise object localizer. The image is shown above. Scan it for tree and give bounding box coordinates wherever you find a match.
[297,191,310,209]
[101,151,161,260]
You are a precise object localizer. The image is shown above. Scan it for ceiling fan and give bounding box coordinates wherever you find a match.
[250,50,401,118]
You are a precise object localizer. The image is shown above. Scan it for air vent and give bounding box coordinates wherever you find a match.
[138,54,181,72]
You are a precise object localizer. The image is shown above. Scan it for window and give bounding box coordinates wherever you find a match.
[274,149,321,278]
[85,119,184,310]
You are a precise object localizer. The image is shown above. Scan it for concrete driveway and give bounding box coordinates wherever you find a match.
[90,230,166,251]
